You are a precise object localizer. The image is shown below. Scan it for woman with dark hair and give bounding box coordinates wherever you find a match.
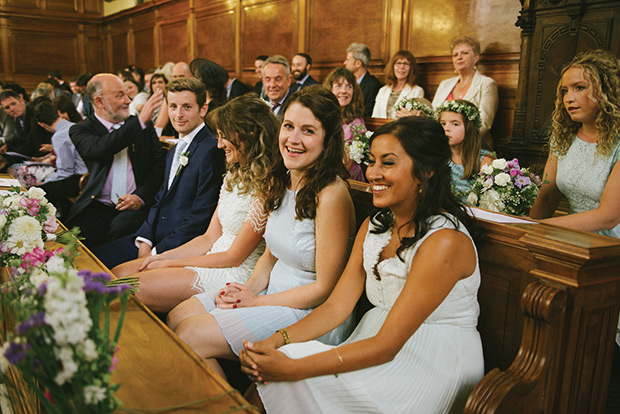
[372,50,424,119]
[170,85,356,379]
[240,116,484,413]
[324,67,367,181]
[52,94,83,123]
[189,58,229,114]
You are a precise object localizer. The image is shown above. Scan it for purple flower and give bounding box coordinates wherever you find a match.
[506,158,520,169]
[4,341,31,365]
[509,168,522,177]
[83,280,108,294]
[17,312,47,334]
[515,175,531,189]
[38,283,48,296]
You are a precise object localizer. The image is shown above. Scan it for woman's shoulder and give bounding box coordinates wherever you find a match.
[317,178,352,204]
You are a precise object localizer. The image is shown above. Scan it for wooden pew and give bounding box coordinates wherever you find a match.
[348,180,620,414]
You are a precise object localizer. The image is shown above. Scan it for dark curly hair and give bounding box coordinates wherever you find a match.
[264,85,347,219]
[369,117,482,260]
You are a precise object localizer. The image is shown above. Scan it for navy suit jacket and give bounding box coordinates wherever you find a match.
[291,75,319,93]
[68,115,166,221]
[134,125,225,252]
[360,72,382,117]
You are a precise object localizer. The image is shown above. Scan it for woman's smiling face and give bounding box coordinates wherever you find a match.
[279,102,325,173]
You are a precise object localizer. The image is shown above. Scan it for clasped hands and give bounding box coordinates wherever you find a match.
[239,337,297,383]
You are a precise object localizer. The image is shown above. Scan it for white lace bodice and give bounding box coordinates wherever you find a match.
[362,214,480,326]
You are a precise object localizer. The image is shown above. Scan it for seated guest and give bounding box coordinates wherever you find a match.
[225,76,250,100]
[189,59,229,114]
[261,55,293,116]
[432,36,498,149]
[95,77,226,269]
[437,100,494,203]
[343,43,382,117]
[372,50,424,119]
[48,70,72,95]
[123,64,146,92]
[167,86,356,380]
[149,73,168,125]
[143,68,155,93]
[172,61,193,79]
[253,55,268,99]
[0,89,52,167]
[32,99,87,219]
[240,117,484,414]
[112,93,278,313]
[52,94,83,124]
[30,82,55,101]
[75,73,94,118]
[121,74,150,116]
[66,74,166,248]
[324,67,367,181]
[290,53,318,92]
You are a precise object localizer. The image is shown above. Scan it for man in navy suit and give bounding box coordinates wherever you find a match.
[95,77,225,269]
[290,53,319,93]
[344,43,382,117]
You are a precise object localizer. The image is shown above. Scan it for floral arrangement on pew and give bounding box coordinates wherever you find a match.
[0,187,58,268]
[346,123,373,165]
[0,188,136,414]
[466,158,543,216]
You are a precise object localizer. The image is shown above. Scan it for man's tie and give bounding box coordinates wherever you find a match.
[168,140,189,189]
[110,124,127,204]
[15,118,23,136]
[272,102,280,114]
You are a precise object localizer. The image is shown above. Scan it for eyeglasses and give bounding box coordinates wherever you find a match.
[394,61,410,67]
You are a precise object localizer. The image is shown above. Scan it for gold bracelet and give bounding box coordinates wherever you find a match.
[277,328,291,345]
[334,348,343,378]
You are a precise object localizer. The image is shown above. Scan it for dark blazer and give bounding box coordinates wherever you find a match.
[229,79,250,100]
[67,115,166,221]
[359,72,383,117]
[3,104,52,160]
[290,75,319,93]
[134,125,225,252]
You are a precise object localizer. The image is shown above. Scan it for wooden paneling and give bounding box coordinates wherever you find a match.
[46,0,78,13]
[12,31,78,76]
[111,32,129,71]
[196,10,236,69]
[308,0,387,65]
[241,0,295,67]
[133,27,155,71]
[83,0,101,14]
[5,0,39,8]
[159,20,188,64]
[86,35,105,74]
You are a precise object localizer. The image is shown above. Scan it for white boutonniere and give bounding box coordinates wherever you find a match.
[176,151,190,176]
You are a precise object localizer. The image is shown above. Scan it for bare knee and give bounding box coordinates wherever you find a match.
[167,298,205,331]
[175,315,230,360]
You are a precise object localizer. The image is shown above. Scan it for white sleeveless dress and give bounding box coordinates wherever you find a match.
[190,176,266,304]
[258,214,485,414]
[207,188,354,355]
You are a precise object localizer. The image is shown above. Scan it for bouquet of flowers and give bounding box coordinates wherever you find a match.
[0,239,135,414]
[346,123,372,164]
[0,187,58,268]
[466,158,543,216]
[394,97,435,118]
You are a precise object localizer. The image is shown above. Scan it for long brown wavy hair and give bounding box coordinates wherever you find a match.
[264,85,347,220]
[323,67,364,124]
[207,93,279,196]
[385,50,419,88]
[549,49,620,157]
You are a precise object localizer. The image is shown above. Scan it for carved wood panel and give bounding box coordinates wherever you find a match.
[196,10,236,70]
[241,0,295,68]
[83,0,101,14]
[46,0,78,13]
[5,0,39,8]
[12,31,78,76]
[111,32,129,72]
[86,35,104,74]
[160,20,188,65]
[133,27,155,71]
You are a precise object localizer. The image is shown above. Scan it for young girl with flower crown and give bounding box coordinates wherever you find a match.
[437,99,494,203]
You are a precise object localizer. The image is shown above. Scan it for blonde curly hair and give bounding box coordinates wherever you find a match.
[207,93,279,196]
[549,49,620,157]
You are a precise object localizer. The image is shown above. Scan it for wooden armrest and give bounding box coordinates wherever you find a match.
[78,172,89,193]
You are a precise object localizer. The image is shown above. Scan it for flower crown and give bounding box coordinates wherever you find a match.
[394,98,435,118]
[435,100,482,130]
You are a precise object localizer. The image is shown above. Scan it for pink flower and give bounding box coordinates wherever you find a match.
[21,246,48,269]
[43,215,58,233]
[109,346,120,372]
[509,168,521,177]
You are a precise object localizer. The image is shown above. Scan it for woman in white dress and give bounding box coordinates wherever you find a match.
[372,50,424,119]
[111,94,279,313]
[167,85,357,380]
[432,36,498,149]
[240,116,485,413]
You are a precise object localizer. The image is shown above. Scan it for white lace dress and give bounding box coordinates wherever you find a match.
[207,188,354,356]
[258,214,485,414]
[190,177,266,305]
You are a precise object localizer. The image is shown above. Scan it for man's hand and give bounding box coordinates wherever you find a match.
[39,144,53,153]
[139,89,164,125]
[115,194,143,211]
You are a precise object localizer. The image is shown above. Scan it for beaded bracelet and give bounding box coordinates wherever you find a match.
[277,328,291,345]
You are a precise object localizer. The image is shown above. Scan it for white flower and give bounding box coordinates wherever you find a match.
[54,346,78,385]
[494,172,511,187]
[491,158,507,170]
[480,164,494,175]
[80,339,98,361]
[29,268,50,288]
[27,187,46,200]
[482,177,494,190]
[84,385,106,404]
[405,101,413,110]
[0,342,10,374]
[179,155,188,167]
[466,192,479,205]
[3,195,22,209]
[45,255,67,275]
[479,189,505,212]
[5,216,44,255]
[44,273,91,346]
[0,214,6,230]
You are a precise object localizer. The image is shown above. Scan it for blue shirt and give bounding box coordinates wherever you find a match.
[43,119,88,183]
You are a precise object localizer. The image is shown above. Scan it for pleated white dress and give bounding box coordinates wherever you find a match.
[258,214,484,414]
[191,177,266,305]
[207,188,354,355]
